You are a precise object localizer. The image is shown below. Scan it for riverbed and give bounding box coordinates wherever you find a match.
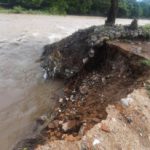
[0,14,149,150]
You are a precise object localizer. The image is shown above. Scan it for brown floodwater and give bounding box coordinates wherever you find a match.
[0,14,149,150]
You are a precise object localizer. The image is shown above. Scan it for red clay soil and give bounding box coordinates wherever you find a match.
[40,44,150,143]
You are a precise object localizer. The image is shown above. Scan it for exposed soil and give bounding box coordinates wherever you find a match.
[35,43,150,148]
[13,20,150,149]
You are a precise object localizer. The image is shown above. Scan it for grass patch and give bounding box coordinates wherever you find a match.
[11,6,25,14]
[0,6,66,15]
[140,59,150,67]
[143,24,150,30]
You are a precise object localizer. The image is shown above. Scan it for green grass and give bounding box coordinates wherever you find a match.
[0,6,66,15]
[140,59,150,67]
[143,24,150,30]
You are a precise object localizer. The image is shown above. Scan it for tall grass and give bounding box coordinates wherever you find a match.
[0,6,66,15]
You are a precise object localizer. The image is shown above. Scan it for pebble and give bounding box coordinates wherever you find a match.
[48,122,56,129]
[59,98,63,103]
[65,97,69,101]
[102,77,106,84]
[62,120,81,132]
[83,57,89,64]
[79,85,88,95]
[70,95,75,102]
[58,109,62,112]
[43,71,48,80]
[121,97,133,107]
[93,139,100,146]
[88,48,95,58]
[101,123,110,133]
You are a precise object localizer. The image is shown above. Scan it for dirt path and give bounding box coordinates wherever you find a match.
[0,14,149,150]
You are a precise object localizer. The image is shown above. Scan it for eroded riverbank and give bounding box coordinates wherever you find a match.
[0,14,149,150]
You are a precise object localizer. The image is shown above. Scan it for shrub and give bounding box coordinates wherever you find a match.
[143,24,150,30]
[140,59,150,67]
[11,6,25,14]
[48,6,66,15]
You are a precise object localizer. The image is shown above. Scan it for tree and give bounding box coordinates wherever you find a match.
[105,0,119,26]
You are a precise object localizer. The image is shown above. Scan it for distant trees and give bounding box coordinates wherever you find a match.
[0,0,150,18]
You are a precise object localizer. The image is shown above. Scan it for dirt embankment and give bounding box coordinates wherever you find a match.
[14,24,150,150]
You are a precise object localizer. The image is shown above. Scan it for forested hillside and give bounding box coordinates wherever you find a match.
[0,0,150,18]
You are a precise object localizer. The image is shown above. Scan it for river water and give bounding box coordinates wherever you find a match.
[0,14,149,150]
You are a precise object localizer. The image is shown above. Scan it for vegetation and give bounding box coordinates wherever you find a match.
[141,59,150,67]
[143,24,150,30]
[0,0,150,17]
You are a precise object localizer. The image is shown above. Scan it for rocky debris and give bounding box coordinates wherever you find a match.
[35,89,150,150]
[40,25,150,79]
[31,46,149,148]
[62,120,82,133]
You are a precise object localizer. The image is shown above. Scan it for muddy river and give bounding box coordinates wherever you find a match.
[0,14,149,150]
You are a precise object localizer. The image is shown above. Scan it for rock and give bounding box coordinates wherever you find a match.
[48,122,56,129]
[58,109,62,112]
[93,139,101,146]
[59,98,63,103]
[82,57,89,64]
[62,120,81,132]
[59,121,63,125]
[91,35,97,42]
[36,115,48,125]
[79,85,88,95]
[101,123,110,133]
[65,97,69,101]
[79,123,87,136]
[43,71,48,80]
[121,96,133,107]
[102,77,106,84]
[70,95,75,102]
[88,48,95,58]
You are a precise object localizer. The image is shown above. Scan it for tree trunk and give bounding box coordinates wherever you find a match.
[105,0,118,26]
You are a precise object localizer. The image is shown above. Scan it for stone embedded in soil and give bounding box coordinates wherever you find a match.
[48,122,56,129]
[79,85,88,95]
[100,123,110,133]
[62,120,82,132]
[48,120,59,129]
[64,135,81,142]
[59,98,63,103]
[121,96,133,107]
[36,115,48,125]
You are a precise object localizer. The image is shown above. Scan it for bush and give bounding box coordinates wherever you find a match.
[11,6,25,14]
[140,59,150,67]
[143,24,150,30]
[48,6,67,15]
